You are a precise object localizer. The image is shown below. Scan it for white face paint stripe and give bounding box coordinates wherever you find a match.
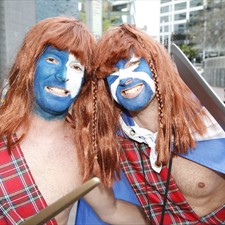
[110,71,155,103]
[65,54,85,99]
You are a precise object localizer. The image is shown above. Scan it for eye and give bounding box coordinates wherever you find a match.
[131,59,141,65]
[111,68,119,74]
[45,57,59,65]
[70,63,83,72]
[127,59,141,68]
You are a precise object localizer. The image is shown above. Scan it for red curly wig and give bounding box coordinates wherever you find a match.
[74,24,207,186]
[0,16,96,168]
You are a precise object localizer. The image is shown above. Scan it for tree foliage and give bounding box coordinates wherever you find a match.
[102,15,118,33]
[189,0,225,56]
[179,44,199,61]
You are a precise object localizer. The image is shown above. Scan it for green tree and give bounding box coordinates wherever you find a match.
[189,0,225,57]
[102,15,118,33]
[179,44,199,62]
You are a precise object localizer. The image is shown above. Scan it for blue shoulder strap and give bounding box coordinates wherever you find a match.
[180,138,225,174]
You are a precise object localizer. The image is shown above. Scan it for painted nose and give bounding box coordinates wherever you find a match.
[119,78,133,86]
[55,67,68,82]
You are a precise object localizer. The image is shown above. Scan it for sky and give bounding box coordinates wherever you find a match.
[135,0,160,38]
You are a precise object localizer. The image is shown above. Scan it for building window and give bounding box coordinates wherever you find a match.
[161,0,171,3]
[160,35,169,46]
[161,25,169,32]
[175,2,186,11]
[190,10,202,19]
[160,15,169,23]
[112,4,128,12]
[190,0,203,8]
[174,13,186,21]
[174,23,186,34]
[161,5,169,13]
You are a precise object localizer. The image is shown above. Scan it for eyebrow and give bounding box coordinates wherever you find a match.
[125,57,140,68]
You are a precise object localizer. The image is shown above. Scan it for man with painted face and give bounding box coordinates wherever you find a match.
[34,46,85,120]
[0,18,148,225]
[0,16,94,225]
[76,24,225,224]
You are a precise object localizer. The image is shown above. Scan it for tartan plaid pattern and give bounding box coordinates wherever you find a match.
[118,135,225,225]
[0,135,57,225]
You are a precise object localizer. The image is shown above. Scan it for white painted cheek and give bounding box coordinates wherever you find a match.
[129,71,155,93]
[110,81,119,103]
[65,54,84,99]
[110,68,134,103]
[66,69,84,98]
[141,72,155,94]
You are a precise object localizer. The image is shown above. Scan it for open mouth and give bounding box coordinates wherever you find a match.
[121,83,144,99]
[45,86,70,97]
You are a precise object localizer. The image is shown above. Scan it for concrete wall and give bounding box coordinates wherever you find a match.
[0,0,36,85]
[0,0,80,86]
[203,57,225,88]
[0,0,6,83]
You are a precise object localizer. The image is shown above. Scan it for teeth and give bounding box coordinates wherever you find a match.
[123,85,142,95]
[46,86,69,96]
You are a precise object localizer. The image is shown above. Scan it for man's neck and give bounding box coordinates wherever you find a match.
[130,97,158,133]
[17,114,72,142]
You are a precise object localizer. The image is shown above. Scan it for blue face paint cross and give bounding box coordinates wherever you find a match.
[34,46,85,120]
[106,55,155,111]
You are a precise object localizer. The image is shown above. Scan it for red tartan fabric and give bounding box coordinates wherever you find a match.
[0,136,57,225]
[118,135,225,225]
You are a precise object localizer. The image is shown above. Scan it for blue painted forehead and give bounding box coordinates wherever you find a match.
[43,45,68,54]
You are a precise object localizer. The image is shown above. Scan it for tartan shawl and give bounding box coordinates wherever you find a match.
[118,135,225,225]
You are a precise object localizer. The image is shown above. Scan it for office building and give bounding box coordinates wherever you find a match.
[102,0,135,32]
[160,0,206,51]
[160,0,225,100]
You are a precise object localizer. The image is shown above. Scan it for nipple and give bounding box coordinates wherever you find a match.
[198,182,205,188]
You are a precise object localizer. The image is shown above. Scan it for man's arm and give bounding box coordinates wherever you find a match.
[84,184,148,225]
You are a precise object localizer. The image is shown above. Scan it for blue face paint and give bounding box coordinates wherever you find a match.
[107,55,155,111]
[34,46,85,120]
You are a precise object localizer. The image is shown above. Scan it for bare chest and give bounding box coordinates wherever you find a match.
[171,156,225,217]
[20,135,81,224]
